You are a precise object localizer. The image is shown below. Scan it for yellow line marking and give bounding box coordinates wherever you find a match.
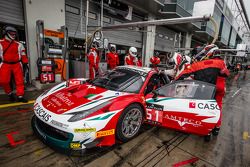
[243,132,249,140]
[0,100,35,109]
[34,149,43,156]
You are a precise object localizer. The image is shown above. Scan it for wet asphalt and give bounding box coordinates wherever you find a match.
[0,71,249,167]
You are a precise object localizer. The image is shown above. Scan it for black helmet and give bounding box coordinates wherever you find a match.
[110,46,116,52]
[155,51,160,57]
[92,41,100,48]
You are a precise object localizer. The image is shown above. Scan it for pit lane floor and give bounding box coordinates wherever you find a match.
[0,72,249,167]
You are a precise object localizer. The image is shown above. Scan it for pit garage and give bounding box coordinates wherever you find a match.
[0,0,250,167]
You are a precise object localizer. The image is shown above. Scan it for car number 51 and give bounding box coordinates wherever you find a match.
[146,110,163,123]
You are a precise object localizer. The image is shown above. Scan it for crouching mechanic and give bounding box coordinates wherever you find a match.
[87,41,100,80]
[175,44,229,134]
[162,52,191,79]
[0,26,28,103]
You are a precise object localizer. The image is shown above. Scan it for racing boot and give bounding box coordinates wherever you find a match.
[8,93,16,102]
[212,127,220,136]
[17,96,28,103]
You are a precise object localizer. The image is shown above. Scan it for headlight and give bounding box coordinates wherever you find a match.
[67,101,111,122]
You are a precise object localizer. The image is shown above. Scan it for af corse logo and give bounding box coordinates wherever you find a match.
[189,102,196,108]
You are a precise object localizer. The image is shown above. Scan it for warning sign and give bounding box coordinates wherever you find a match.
[44,29,64,38]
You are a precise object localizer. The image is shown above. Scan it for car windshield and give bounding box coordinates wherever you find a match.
[157,80,216,99]
[90,68,143,92]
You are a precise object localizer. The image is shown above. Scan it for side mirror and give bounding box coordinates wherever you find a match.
[152,90,159,101]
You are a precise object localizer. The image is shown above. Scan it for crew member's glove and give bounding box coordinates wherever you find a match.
[23,63,29,72]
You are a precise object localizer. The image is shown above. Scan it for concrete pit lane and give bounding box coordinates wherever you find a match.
[0,71,250,167]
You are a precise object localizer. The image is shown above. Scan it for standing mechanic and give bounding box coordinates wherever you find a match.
[0,26,28,103]
[106,46,119,70]
[150,52,161,67]
[124,47,138,66]
[87,41,100,80]
[175,44,229,134]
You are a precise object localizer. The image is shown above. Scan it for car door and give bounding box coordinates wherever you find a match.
[145,80,221,136]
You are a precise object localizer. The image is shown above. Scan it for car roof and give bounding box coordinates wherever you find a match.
[116,65,153,74]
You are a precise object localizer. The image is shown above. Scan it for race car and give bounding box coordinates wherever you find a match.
[32,66,220,151]
[145,80,220,141]
[32,66,169,150]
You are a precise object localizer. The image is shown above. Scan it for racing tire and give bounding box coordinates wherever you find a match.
[204,134,211,142]
[212,127,220,136]
[116,104,144,143]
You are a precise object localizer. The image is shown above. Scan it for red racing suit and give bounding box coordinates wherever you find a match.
[106,52,119,69]
[136,59,142,67]
[88,48,100,80]
[124,54,137,66]
[0,38,28,96]
[150,56,160,67]
[176,58,229,128]
[215,76,226,127]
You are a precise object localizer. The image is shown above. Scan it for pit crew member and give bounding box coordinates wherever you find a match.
[0,26,28,102]
[176,44,230,134]
[106,46,119,70]
[87,41,100,80]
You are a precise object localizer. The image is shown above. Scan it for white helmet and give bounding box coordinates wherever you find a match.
[129,47,137,57]
[169,52,183,67]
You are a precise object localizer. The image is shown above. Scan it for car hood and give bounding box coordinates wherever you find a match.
[41,83,122,114]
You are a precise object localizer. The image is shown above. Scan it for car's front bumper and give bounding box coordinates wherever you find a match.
[32,115,82,151]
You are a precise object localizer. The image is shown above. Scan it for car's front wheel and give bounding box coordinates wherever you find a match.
[116,104,144,142]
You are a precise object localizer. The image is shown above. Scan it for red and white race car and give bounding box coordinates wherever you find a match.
[32,65,220,151]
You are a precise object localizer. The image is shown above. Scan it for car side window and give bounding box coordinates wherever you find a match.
[123,77,143,93]
[158,81,216,99]
[144,74,160,95]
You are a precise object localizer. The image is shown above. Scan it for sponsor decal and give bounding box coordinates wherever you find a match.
[146,103,163,111]
[96,129,115,138]
[51,120,69,129]
[189,102,196,108]
[34,104,51,122]
[50,97,62,106]
[164,114,202,127]
[86,85,96,89]
[54,92,74,106]
[74,128,96,133]
[198,103,220,110]
[70,142,81,149]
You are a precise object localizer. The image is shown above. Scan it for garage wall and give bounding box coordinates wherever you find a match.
[24,0,65,80]
[65,0,143,48]
[0,0,24,26]
[155,26,176,52]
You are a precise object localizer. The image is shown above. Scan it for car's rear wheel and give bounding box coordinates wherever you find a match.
[116,104,144,142]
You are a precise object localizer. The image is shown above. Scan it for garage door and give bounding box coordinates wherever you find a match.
[155,26,177,52]
[0,0,24,26]
[65,0,143,48]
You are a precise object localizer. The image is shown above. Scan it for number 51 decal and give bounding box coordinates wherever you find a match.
[146,109,163,123]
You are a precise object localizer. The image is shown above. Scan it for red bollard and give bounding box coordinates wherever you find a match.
[6,131,25,147]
